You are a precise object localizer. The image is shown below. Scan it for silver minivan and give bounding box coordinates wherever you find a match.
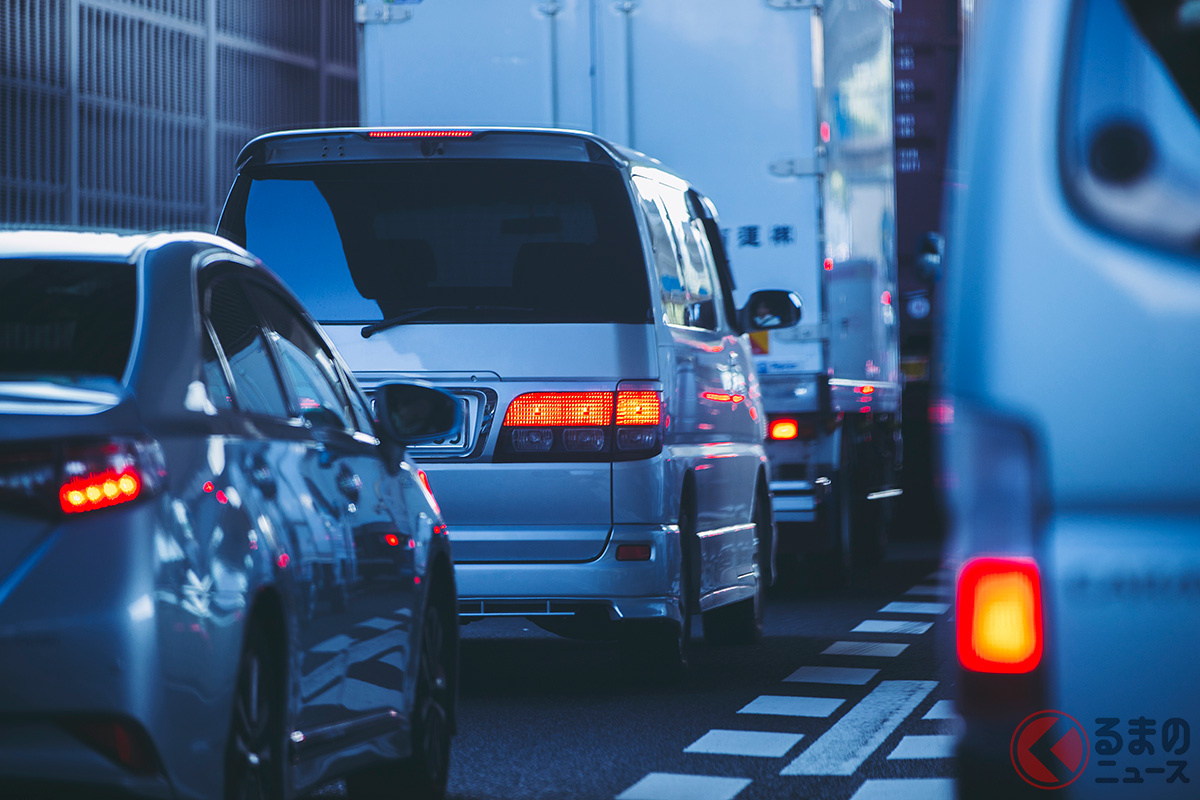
[219,128,800,677]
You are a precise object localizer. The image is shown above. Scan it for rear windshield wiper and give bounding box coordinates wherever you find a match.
[360,305,534,338]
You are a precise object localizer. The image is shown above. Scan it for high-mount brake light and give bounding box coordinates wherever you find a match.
[368,130,473,138]
[503,392,614,427]
[957,557,1043,674]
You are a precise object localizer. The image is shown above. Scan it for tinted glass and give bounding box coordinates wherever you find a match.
[200,326,234,411]
[206,277,288,417]
[659,188,720,330]
[249,285,355,430]
[0,258,135,381]
[225,160,651,324]
[633,177,688,327]
[1064,0,1200,255]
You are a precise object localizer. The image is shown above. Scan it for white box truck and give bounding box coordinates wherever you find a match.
[353,0,902,578]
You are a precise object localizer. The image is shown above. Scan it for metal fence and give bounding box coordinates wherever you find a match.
[1,0,358,231]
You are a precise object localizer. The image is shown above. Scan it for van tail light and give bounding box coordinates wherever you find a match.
[957,557,1043,673]
[0,438,165,516]
[496,389,662,462]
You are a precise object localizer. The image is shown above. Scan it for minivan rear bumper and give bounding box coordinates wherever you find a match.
[453,522,682,624]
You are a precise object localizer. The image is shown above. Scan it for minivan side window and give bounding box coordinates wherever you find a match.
[633,176,689,327]
[205,277,289,418]
[658,188,721,331]
[249,284,357,431]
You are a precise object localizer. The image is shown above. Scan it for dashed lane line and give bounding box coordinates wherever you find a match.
[685,729,805,758]
[851,619,932,635]
[922,700,956,720]
[616,773,752,800]
[779,680,938,776]
[783,666,880,685]
[878,601,950,615]
[821,641,908,658]
[886,735,956,760]
[849,778,955,800]
[737,695,844,718]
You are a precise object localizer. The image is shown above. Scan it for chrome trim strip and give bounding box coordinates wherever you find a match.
[867,488,904,500]
[695,522,755,539]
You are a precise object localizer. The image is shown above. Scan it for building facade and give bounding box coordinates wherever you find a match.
[1,0,358,230]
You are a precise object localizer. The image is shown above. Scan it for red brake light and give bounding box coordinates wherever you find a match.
[615,391,661,425]
[368,130,473,138]
[769,419,800,440]
[503,392,615,426]
[63,718,159,774]
[823,258,833,271]
[385,534,400,547]
[957,557,1043,674]
[616,544,652,561]
[417,469,440,515]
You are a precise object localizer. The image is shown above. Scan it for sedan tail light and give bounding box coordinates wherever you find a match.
[0,438,166,516]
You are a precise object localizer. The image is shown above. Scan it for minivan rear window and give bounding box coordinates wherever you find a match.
[0,258,137,382]
[221,160,652,325]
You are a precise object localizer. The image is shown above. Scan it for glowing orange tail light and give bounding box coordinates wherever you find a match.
[60,469,141,514]
[957,557,1043,673]
[615,391,661,426]
[503,392,615,427]
[769,418,800,440]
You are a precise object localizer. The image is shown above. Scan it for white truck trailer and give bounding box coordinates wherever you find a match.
[353,0,902,578]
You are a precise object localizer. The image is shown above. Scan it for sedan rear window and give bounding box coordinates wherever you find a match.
[220,160,652,325]
[0,259,137,382]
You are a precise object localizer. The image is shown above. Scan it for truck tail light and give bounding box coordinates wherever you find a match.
[769,418,799,440]
[957,557,1043,673]
[497,389,662,462]
[0,438,165,516]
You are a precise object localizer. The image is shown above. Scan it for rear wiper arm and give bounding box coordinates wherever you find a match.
[361,305,534,338]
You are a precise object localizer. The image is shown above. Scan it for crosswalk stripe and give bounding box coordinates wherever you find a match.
[923,699,956,720]
[822,641,908,657]
[878,601,950,615]
[685,729,804,757]
[849,778,955,800]
[737,695,844,718]
[779,680,938,776]
[784,666,879,685]
[904,584,951,597]
[852,619,932,635]
[616,773,752,800]
[887,735,956,759]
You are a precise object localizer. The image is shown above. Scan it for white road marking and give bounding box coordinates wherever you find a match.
[311,634,355,653]
[685,729,804,758]
[904,584,951,597]
[849,778,955,800]
[616,773,752,800]
[784,666,879,685]
[822,641,908,658]
[879,601,950,615]
[780,680,938,776]
[923,700,956,720]
[887,735,956,759]
[357,616,398,631]
[738,695,844,718]
[852,619,933,635]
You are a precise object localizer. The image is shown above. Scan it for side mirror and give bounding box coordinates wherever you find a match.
[374,382,463,447]
[916,231,945,283]
[739,289,802,333]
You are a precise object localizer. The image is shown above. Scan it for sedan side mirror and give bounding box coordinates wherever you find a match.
[374,382,463,447]
[739,289,802,333]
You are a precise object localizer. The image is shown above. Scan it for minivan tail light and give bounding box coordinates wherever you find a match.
[615,391,660,425]
[957,557,1043,673]
[503,392,614,427]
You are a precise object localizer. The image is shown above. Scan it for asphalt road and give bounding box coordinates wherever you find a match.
[309,541,957,800]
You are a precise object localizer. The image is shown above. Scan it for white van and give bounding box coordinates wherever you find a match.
[219,128,801,677]
[940,0,1200,795]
